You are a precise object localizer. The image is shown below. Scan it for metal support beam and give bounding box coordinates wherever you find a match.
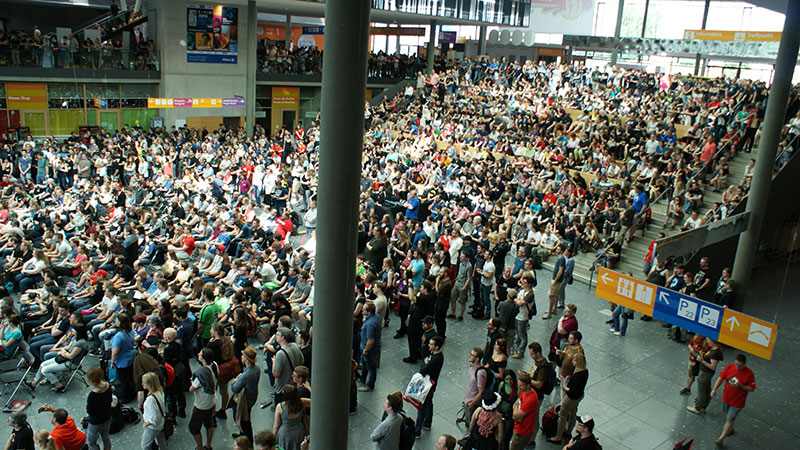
[641,0,650,38]
[610,0,625,66]
[286,15,292,50]
[245,0,256,138]
[732,0,800,308]
[309,0,371,448]
[427,20,437,74]
[478,25,487,55]
[694,0,711,76]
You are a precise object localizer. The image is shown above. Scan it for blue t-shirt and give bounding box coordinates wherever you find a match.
[111,330,136,368]
[3,328,22,356]
[411,258,426,288]
[405,197,420,220]
[553,255,566,281]
[360,314,382,352]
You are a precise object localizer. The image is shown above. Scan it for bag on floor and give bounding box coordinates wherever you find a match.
[542,405,560,438]
[403,372,434,409]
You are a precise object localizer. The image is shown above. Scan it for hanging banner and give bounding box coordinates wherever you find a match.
[186,4,238,64]
[438,31,457,44]
[147,97,245,108]
[683,29,782,42]
[272,87,299,108]
[6,83,47,109]
[370,27,426,36]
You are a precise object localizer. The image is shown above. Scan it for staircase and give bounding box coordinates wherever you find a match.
[543,139,755,286]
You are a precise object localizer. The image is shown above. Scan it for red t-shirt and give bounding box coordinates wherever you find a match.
[50,417,86,450]
[72,253,88,277]
[720,363,756,408]
[183,235,195,256]
[513,389,540,436]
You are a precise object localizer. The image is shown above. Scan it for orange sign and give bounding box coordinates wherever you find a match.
[594,268,656,316]
[192,98,223,108]
[272,86,299,108]
[684,29,782,42]
[718,310,778,360]
[147,98,174,108]
[6,83,47,109]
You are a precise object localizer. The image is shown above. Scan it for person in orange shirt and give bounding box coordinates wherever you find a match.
[42,406,86,450]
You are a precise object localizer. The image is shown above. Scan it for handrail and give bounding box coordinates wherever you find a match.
[588,126,746,288]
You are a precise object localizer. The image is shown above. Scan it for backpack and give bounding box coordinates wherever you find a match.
[111,405,140,433]
[159,362,176,388]
[245,310,258,337]
[542,405,560,438]
[537,361,558,396]
[398,412,416,450]
[476,366,498,394]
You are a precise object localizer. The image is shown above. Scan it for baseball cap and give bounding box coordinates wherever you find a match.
[422,315,434,324]
[577,415,595,432]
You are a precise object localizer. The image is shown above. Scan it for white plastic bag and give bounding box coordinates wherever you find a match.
[403,372,434,409]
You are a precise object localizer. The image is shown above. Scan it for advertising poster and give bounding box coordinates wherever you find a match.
[187,4,238,64]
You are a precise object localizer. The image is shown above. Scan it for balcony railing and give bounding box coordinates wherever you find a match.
[0,46,159,71]
[371,0,530,26]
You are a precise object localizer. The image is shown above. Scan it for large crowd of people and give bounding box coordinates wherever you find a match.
[0,56,794,450]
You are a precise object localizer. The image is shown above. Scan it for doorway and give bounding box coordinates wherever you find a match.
[282,110,296,129]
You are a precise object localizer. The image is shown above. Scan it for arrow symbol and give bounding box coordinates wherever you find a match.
[725,315,740,331]
[658,291,670,305]
[600,273,612,284]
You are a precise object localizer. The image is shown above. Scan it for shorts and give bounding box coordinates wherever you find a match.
[188,407,216,435]
[722,402,742,421]
[688,361,700,377]
[548,280,563,297]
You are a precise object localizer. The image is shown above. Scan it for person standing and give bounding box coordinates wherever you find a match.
[544,245,565,319]
[512,274,535,359]
[687,338,723,415]
[140,373,167,450]
[475,249,496,320]
[711,354,756,447]
[449,251,473,322]
[189,348,218,450]
[4,412,34,450]
[415,336,444,438]
[403,281,434,364]
[370,391,403,450]
[84,368,112,450]
[271,328,304,405]
[680,334,709,396]
[548,353,589,444]
[559,247,574,309]
[509,371,539,450]
[433,269,452,340]
[359,303,382,392]
[464,348,488,417]
[109,313,136,404]
[231,346,261,443]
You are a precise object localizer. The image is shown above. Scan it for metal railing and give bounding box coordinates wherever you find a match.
[0,47,159,71]
[587,127,746,289]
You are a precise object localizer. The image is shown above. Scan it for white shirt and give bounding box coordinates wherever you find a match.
[481,260,496,287]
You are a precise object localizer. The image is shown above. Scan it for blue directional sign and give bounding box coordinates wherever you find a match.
[652,287,724,340]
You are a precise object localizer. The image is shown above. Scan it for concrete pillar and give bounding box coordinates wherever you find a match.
[133,0,141,14]
[640,0,649,37]
[478,25,487,55]
[731,0,800,308]
[694,0,710,76]
[245,0,256,138]
[427,20,437,73]
[610,0,625,66]
[286,15,292,50]
[120,0,128,12]
[309,0,371,448]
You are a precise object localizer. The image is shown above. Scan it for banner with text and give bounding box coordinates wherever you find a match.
[683,29,781,42]
[147,97,245,108]
[271,87,299,108]
[6,83,47,109]
[187,4,238,64]
[595,268,777,359]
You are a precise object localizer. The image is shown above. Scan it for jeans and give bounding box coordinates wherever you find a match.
[140,426,167,450]
[514,319,528,354]
[479,284,492,316]
[612,305,629,335]
[359,349,379,389]
[86,418,111,450]
[34,358,67,383]
[415,390,434,435]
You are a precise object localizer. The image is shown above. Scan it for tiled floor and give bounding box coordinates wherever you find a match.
[9,258,798,450]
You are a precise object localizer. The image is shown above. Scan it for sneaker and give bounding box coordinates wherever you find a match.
[393,332,404,339]
[686,406,702,415]
[609,328,616,333]
[456,316,463,322]
[422,426,431,431]
[542,314,552,319]
[357,386,373,392]
[402,357,418,364]
[512,353,524,359]
[215,410,227,419]
[259,401,272,409]
[605,319,614,324]
[679,388,691,395]
[614,331,623,336]
[349,409,357,416]
[446,314,456,319]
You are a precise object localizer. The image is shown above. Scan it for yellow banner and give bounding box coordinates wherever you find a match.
[272,87,299,108]
[684,29,782,42]
[6,82,47,109]
[192,98,223,108]
[147,98,174,108]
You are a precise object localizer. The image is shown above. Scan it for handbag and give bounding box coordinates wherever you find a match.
[152,395,175,438]
[403,372,434,409]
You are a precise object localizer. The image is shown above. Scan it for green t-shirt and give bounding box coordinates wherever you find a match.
[199,302,220,339]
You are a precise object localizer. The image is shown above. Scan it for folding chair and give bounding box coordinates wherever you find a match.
[0,344,22,372]
[1,346,36,409]
[61,352,89,391]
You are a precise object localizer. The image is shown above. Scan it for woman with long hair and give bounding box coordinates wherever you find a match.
[34,429,58,450]
[486,338,508,381]
[273,384,307,450]
[497,370,518,450]
[209,322,236,420]
[464,391,504,450]
[84,367,113,450]
[549,352,589,444]
[140,372,167,450]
